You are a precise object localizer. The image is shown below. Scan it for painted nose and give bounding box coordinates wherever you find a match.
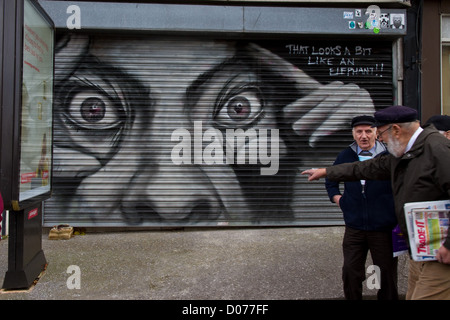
[121,164,223,224]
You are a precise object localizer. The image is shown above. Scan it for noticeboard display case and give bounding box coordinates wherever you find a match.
[0,0,54,290]
[1,0,55,211]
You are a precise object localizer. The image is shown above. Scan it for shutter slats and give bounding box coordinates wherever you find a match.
[44,34,393,227]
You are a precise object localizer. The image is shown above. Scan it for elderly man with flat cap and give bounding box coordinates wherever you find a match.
[325,115,398,300]
[302,105,450,300]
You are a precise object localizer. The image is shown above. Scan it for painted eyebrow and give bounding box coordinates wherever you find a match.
[185,57,245,111]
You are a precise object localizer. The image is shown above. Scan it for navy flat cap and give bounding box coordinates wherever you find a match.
[425,115,450,131]
[373,105,418,127]
[351,115,375,128]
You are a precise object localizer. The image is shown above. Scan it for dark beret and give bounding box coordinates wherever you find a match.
[424,115,450,131]
[373,105,418,127]
[351,115,375,128]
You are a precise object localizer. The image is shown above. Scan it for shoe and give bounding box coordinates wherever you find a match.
[49,224,73,240]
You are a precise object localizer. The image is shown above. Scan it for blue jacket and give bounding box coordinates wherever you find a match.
[325,141,397,231]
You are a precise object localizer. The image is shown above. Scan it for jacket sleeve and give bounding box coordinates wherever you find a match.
[327,153,392,182]
[431,140,450,199]
[324,152,345,203]
[430,140,450,249]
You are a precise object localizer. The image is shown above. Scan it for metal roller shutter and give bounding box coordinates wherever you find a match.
[44,33,394,227]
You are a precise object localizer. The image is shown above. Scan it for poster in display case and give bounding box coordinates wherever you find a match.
[15,0,54,210]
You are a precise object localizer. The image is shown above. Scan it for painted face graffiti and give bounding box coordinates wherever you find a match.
[47,34,377,226]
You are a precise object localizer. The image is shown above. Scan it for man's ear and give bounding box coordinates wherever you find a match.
[351,128,358,141]
[391,123,401,137]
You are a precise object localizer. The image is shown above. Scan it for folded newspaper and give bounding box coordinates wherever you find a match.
[404,200,450,261]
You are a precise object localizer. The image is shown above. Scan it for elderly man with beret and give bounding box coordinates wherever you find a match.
[302,105,450,300]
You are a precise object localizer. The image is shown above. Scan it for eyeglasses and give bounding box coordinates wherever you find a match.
[376,125,392,140]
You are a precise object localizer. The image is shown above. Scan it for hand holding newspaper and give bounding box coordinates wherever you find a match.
[404,200,450,261]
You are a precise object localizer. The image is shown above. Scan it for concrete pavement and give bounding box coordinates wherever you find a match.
[0,226,408,300]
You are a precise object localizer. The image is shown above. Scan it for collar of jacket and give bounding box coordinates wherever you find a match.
[400,125,438,160]
[350,140,387,157]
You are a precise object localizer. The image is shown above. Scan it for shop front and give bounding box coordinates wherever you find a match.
[39,1,408,227]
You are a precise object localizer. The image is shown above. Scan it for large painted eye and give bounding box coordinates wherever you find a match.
[226,96,251,120]
[81,97,106,123]
[214,87,263,128]
[67,90,123,130]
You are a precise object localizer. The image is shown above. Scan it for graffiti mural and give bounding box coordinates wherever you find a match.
[45,34,392,226]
